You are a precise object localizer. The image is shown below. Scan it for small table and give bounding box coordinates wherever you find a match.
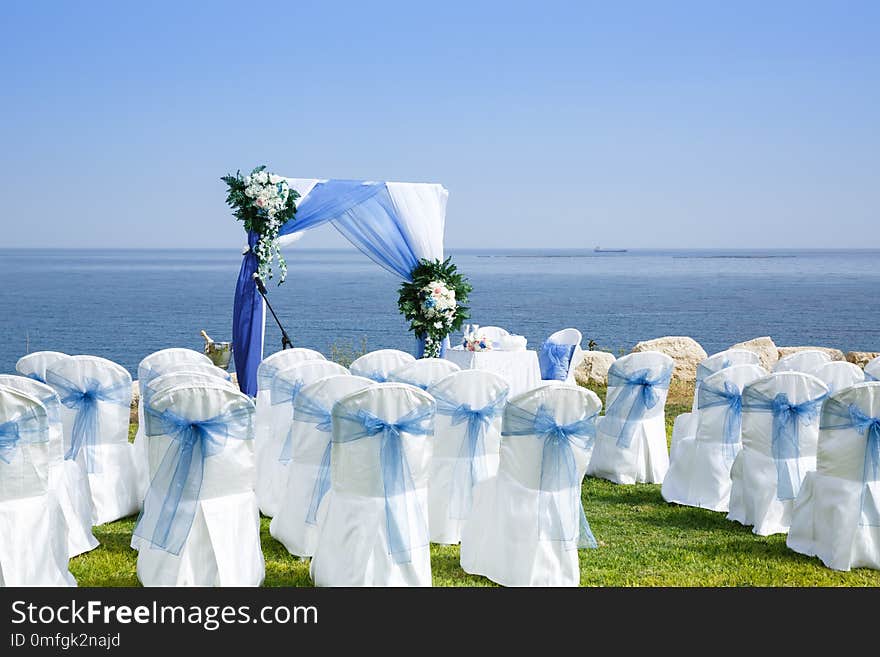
[444,347,542,397]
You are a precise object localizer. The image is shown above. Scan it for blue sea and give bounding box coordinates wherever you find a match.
[1,248,878,377]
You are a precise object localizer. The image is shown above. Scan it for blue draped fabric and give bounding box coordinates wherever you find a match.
[133,405,253,554]
[233,179,445,398]
[25,372,46,384]
[538,341,575,381]
[697,379,744,465]
[742,388,826,500]
[604,364,673,449]
[45,373,130,472]
[502,403,598,548]
[334,406,434,563]
[270,375,305,464]
[696,358,731,385]
[415,335,450,359]
[293,393,334,526]
[434,391,508,520]
[821,397,880,526]
[0,409,47,464]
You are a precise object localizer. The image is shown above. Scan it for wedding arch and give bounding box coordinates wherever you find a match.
[232,178,449,396]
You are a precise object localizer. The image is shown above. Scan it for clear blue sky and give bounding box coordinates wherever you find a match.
[1,0,877,249]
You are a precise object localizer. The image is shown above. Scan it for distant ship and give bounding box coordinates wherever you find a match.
[594,246,628,253]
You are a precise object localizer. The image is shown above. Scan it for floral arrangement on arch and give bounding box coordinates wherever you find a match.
[398,257,472,358]
[222,165,299,284]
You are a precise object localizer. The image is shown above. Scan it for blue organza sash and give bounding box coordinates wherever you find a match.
[538,341,575,381]
[0,408,48,464]
[271,376,305,463]
[821,397,880,526]
[133,405,253,554]
[363,371,389,383]
[502,402,598,549]
[604,364,673,448]
[334,406,434,563]
[25,372,46,384]
[257,362,280,394]
[292,392,334,525]
[696,358,731,385]
[742,388,826,500]
[697,379,744,465]
[434,391,508,519]
[45,373,130,472]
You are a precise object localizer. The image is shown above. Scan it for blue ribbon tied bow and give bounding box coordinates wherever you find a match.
[605,365,673,448]
[133,405,253,554]
[742,388,826,500]
[334,406,434,563]
[45,373,130,473]
[821,397,880,525]
[697,379,744,465]
[503,403,598,549]
[292,393,334,525]
[434,392,508,520]
[0,409,48,464]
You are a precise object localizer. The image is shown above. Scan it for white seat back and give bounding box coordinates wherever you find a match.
[694,349,761,410]
[604,351,674,426]
[0,375,65,465]
[388,358,460,390]
[0,385,51,501]
[478,326,510,341]
[810,361,866,395]
[137,348,213,395]
[147,369,236,400]
[866,356,880,382]
[695,364,767,449]
[15,351,70,384]
[773,350,833,374]
[816,382,880,484]
[257,348,326,394]
[349,349,416,382]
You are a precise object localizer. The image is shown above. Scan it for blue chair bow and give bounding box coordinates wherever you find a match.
[503,403,598,549]
[697,379,744,465]
[334,405,434,563]
[821,397,880,526]
[133,405,253,554]
[25,372,46,384]
[271,376,305,464]
[45,373,130,473]
[291,393,334,525]
[742,388,826,500]
[605,365,673,448]
[434,392,508,519]
[0,409,49,465]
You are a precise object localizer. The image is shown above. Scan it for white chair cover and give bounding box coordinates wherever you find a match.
[310,383,435,586]
[45,355,138,524]
[426,370,510,544]
[269,375,374,556]
[661,364,767,511]
[587,351,674,484]
[787,382,880,571]
[133,354,230,506]
[349,349,416,382]
[477,326,510,341]
[257,360,349,517]
[0,375,97,558]
[773,350,832,374]
[545,328,585,385]
[0,385,75,586]
[727,372,829,535]
[15,351,70,384]
[809,361,866,395]
[134,383,263,586]
[866,356,880,382]
[388,358,460,390]
[460,384,601,586]
[130,370,237,550]
[254,348,326,468]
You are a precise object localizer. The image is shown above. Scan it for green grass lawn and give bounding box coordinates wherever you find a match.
[69,383,880,586]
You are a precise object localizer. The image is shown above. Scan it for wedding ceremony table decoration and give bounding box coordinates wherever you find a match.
[444,346,541,397]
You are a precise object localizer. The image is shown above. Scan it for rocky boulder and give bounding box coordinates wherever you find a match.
[730,336,778,371]
[777,346,845,362]
[631,336,707,382]
[846,351,880,369]
[575,350,616,386]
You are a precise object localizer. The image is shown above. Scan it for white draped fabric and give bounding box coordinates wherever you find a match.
[388,358,460,390]
[426,370,509,544]
[45,356,139,525]
[349,349,416,383]
[662,364,767,511]
[0,385,75,587]
[787,382,880,571]
[809,361,866,395]
[727,372,829,535]
[136,383,263,586]
[773,350,832,374]
[269,375,374,556]
[257,360,348,517]
[444,347,542,398]
[15,351,70,383]
[460,384,601,586]
[310,383,435,586]
[866,357,880,382]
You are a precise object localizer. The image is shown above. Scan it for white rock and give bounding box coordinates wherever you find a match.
[575,351,617,386]
[730,336,779,371]
[631,336,708,382]
[777,346,845,361]
[847,351,880,369]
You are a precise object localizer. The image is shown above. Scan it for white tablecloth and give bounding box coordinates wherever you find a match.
[444,348,542,397]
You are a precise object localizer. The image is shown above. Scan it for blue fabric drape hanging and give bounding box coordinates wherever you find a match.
[232,180,443,397]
